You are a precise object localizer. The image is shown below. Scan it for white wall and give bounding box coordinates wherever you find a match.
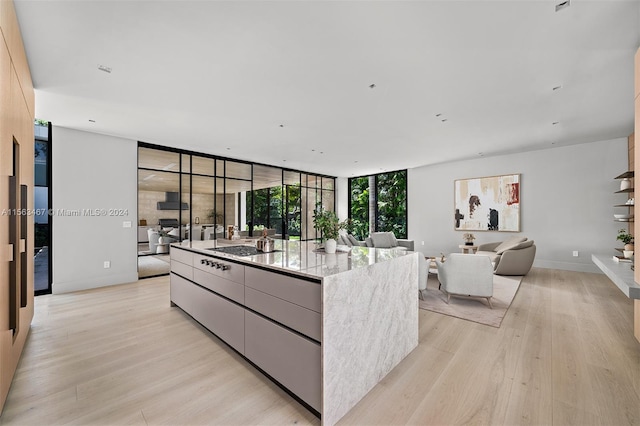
[52,127,138,293]
[408,138,628,273]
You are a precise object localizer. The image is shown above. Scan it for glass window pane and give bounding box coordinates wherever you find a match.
[284,171,300,186]
[190,175,215,240]
[192,156,215,176]
[321,177,334,190]
[216,160,225,177]
[138,147,180,172]
[226,161,252,180]
[137,170,180,229]
[306,175,318,189]
[349,176,370,240]
[181,154,191,173]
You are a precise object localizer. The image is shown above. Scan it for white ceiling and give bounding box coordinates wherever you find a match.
[14,0,640,178]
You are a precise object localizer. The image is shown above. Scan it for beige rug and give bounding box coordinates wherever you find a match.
[419,273,523,328]
[138,255,170,278]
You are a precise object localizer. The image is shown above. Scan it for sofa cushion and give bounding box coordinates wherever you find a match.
[494,236,528,254]
[365,237,373,247]
[387,232,398,247]
[347,234,360,246]
[511,240,534,250]
[475,250,501,263]
[370,232,394,248]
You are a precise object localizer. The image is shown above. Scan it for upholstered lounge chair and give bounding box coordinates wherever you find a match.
[476,236,536,276]
[436,253,494,308]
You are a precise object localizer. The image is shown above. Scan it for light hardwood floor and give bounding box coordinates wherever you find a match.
[1,267,639,425]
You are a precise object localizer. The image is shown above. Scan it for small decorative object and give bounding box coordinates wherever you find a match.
[620,178,632,191]
[617,228,634,251]
[623,250,634,259]
[462,233,475,246]
[139,219,147,226]
[313,207,348,255]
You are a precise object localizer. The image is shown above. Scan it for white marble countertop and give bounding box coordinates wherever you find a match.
[171,239,413,279]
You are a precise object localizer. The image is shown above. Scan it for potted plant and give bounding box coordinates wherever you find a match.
[462,233,476,246]
[313,208,347,254]
[617,228,634,251]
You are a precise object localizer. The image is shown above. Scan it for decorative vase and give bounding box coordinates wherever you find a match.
[624,250,634,259]
[625,243,634,251]
[621,178,632,191]
[325,238,337,254]
[158,236,165,244]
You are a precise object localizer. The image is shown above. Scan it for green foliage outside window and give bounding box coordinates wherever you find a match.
[349,170,407,239]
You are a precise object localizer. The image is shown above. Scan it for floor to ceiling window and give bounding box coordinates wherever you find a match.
[137,143,335,277]
[348,169,408,239]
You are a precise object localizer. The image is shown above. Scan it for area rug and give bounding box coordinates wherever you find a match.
[419,273,523,328]
[138,255,170,278]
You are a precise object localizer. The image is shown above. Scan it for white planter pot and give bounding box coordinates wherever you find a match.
[325,238,337,254]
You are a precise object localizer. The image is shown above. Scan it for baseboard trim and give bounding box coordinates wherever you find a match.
[52,272,139,294]
[533,259,601,274]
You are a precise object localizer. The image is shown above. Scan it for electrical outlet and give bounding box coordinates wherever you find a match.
[573,251,579,257]
[104,261,111,268]
[123,221,132,228]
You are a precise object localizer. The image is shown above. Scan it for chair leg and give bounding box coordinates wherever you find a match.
[486,297,493,309]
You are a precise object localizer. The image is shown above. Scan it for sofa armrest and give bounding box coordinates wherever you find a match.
[494,245,536,276]
[397,239,414,251]
[477,241,501,252]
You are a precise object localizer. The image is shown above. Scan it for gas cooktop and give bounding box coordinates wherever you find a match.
[206,245,282,257]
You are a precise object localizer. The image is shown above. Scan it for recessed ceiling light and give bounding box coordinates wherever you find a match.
[354,161,358,163]
[311,149,315,152]
[552,85,563,91]
[555,0,570,12]
[88,119,95,123]
[226,147,231,150]
[279,124,284,128]
[320,152,324,154]
[552,121,559,125]
[97,64,112,73]
[435,113,442,117]
[369,84,376,89]
[441,119,448,122]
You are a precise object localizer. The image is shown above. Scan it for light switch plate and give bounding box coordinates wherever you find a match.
[123,221,132,228]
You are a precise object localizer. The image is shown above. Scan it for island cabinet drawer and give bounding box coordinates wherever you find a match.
[171,273,245,354]
[170,259,193,280]
[171,247,193,265]
[193,254,244,284]
[245,287,320,342]
[193,268,244,305]
[245,267,321,313]
[244,311,321,412]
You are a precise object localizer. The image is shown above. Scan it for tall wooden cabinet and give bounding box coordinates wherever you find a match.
[0,0,35,412]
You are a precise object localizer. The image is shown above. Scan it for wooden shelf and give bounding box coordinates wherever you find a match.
[615,188,635,193]
[615,171,635,179]
[615,204,635,207]
[615,219,635,222]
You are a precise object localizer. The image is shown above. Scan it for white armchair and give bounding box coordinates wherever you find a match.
[147,229,160,253]
[436,253,494,308]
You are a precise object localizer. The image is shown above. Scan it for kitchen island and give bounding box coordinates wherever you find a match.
[169,239,419,426]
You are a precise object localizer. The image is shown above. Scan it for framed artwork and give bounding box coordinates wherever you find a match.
[454,173,520,232]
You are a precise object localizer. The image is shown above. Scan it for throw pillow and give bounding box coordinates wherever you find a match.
[371,232,393,248]
[386,232,398,247]
[347,234,360,246]
[511,240,534,250]
[495,236,528,254]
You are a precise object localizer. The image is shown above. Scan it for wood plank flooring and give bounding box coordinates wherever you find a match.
[1,267,639,425]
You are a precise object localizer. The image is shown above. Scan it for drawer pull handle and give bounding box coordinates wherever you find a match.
[200,259,207,265]
[215,263,222,269]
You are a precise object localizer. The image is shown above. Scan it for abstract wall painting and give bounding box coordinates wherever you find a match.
[454,174,520,232]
